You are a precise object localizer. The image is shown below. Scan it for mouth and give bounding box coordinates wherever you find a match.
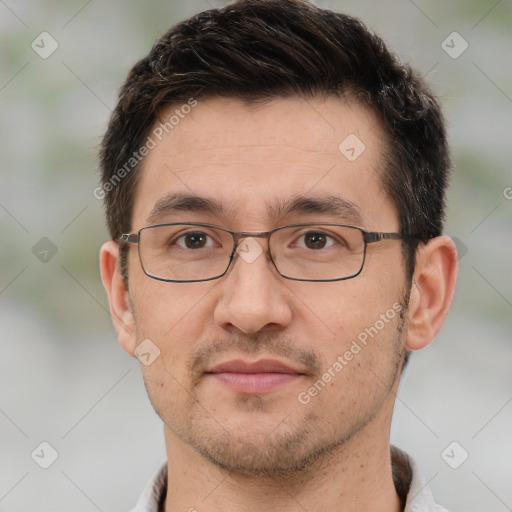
[204,358,306,394]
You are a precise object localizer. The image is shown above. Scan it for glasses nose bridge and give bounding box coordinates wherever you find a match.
[229,230,276,269]
[231,229,273,247]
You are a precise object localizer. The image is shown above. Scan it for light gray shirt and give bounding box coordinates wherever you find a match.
[131,447,449,512]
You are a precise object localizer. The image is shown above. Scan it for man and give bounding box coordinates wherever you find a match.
[98,1,458,510]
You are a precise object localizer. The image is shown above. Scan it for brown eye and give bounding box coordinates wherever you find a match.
[175,231,211,249]
[303,232,328,249]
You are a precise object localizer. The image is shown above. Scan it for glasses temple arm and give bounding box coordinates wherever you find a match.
[364,232,405,243]
[118,234,139,243]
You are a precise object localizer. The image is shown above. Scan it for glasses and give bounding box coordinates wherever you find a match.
[119,222,404,283]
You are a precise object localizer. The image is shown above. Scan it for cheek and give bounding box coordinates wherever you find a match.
[131,279,215,336]
[130,279,220,386]
[302,279,403,362]
[301,282,369,335]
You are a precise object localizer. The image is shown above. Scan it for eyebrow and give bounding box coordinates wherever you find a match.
[147,192,364,226]
[273,195,364,226]
[147,193,224,224]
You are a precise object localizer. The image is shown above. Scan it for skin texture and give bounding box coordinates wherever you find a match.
[100,96,458,512]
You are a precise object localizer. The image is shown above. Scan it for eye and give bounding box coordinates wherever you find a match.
[174,231,217,249]
[295,231,335,250]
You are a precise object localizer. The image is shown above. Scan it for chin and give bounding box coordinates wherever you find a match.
[177,409,356,478]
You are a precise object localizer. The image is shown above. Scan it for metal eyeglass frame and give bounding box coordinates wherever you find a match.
[118,222,405,283]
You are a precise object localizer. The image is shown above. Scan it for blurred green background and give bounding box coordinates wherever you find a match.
[1,1,511,510]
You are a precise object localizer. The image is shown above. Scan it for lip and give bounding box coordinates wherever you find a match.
[205,358,305,394]
[209,358,303,375]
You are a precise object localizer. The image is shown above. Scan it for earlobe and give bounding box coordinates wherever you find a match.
[405,236,458,351]
[99,240,138,357]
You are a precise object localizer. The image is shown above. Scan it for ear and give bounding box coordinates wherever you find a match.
[99,241,137,357]
[405,235,458,351]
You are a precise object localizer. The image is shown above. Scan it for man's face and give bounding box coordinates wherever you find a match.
[125,96,408,475]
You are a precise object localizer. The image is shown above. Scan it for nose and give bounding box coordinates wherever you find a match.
[213,237,293,334]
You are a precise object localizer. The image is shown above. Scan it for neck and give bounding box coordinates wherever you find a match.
[163,419,402,512]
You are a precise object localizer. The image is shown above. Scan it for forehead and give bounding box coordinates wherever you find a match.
[132,96,397,230]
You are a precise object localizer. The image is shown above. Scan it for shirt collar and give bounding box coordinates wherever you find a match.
[391,446,449,512]
[131,447,448,512]
[130,462,167,512]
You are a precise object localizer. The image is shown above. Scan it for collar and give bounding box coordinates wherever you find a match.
[131,447,449,512]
